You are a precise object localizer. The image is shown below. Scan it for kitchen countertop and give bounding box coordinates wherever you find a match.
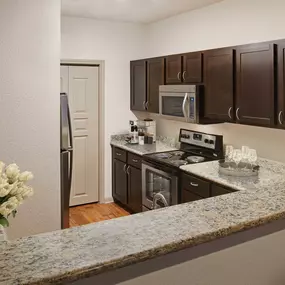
[110,134,178,155]
[2,158,285,284]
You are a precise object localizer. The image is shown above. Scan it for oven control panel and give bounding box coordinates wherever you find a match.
[180,129,217,150]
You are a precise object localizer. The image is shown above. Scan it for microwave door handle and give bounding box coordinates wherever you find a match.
[182,93,188,122]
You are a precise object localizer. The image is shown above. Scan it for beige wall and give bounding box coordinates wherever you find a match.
[140,0,285,162]
[118,230,285,285]
[0,0,61,238]
[61,16,146,201]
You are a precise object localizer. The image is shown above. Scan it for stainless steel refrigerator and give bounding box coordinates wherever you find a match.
[60,93,73,229]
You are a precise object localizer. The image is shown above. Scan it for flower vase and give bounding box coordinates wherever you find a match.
[0,225,7,242]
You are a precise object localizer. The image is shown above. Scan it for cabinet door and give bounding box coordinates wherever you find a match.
[204,48,235,122]
[236,43,276,127]
[181,190,203,204]
[147,58,165,113]
[277,41,285,129]
[130,60,146,111]
[166,55,182,84]
[182,174,210,198]
[128,166,142,213]
[113,159,127,204]
[182,52,202,83]
[211,184,235,197]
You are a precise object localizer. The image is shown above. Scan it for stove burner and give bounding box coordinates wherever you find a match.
[155,153,172,159]
[186,156,205,163]
[171,160,188,167]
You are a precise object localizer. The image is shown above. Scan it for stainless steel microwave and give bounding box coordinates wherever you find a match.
[159,85,203,123]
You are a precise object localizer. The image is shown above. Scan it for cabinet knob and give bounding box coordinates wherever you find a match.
[182,71,186,81]
[116,153,122,156]
[145,101,149,110]
[190,182,199,187]
[123,164,127,173]
[126,166,130,175]
[143,101,146,110]
[132,159,138,163]
[177,72,181,81]
[278,111,284,125]
[236,108,240,121]
[228,107,232,119]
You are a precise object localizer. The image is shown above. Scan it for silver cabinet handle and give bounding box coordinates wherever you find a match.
[177,72,181,81]
[123,164,127,173]
[190,182,199,187]
[126,166,130,175]
[145,101,149,110]
[278,111,283,125]
[228,107,232,119]
[132,159,138,163]
[236,108,240,121]
[143,101,146,110]
[182,93,188,122]
[116,153,122,156]
[182,71,186,81]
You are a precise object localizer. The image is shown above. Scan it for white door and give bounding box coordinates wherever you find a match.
[60,65,99,206]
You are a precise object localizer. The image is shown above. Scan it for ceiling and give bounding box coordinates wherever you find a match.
[61,0,224,24]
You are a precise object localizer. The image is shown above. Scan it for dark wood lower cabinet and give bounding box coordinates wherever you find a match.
[112,147,142,213]
[181,190,203,203]
[128,166,142,213]
[113,159,128,205]
[211,184,236,197]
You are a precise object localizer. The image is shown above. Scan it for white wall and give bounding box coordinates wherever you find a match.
[142,0,285,162]
[0,0,61,239]
[61,16,146,201]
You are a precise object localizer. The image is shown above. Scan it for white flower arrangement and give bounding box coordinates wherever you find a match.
[0,161,34,228]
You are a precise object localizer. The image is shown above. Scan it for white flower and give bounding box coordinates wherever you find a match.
[0,197,19,217]
[8,182,21,196]
[5,164,20,183]
[18,171,34,182]
[0,162,5,175]
[0,183,12,198]
[21,186,34,199]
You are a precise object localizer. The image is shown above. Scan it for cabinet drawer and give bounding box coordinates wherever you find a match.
[182,190,204,203]
[128,152,142,169]
[113,147,127,162]
[211,184,236,197]
[182,174,210,198]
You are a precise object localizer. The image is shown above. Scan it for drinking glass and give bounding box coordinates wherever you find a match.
[225,145,234,162]
[248,149,257,168]
[241,146,250,164]
[232,149,242,168]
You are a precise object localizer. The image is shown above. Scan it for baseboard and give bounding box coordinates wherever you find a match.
[102,197,114,204]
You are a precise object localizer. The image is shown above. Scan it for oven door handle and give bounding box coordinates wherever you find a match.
[182,93,188,122]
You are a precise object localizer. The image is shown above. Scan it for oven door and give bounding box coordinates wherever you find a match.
[142,162,178,210]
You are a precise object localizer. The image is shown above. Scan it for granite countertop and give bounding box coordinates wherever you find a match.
[2,158,285,284]
[110,134,178,155]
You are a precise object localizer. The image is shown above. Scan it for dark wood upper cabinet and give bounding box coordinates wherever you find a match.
[277,41,285,129]
[203,48,235,122]
[182,52,203,83]
[166,55,182,84]
[236,43,276,127]
[166,52,202,84]
[113,159,127,205]
[128,166,142,213]
[147,57,165,113]
[130,60,146,111]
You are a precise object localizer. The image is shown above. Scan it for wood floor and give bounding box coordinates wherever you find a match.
[69,202,130,227]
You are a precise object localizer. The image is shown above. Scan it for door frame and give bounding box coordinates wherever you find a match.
[61,59,105,204]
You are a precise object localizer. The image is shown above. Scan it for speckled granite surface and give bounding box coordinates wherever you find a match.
[110,134,178,155]
[2,158,285,284]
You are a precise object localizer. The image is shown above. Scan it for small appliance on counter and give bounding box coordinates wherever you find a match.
[141,128,224,212]
[128,119,156,145]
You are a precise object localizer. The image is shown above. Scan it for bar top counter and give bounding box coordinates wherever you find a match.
[1,156,285,285]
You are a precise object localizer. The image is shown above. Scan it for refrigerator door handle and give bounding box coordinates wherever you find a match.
[67,100,73,149]
[69,149,73,194]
